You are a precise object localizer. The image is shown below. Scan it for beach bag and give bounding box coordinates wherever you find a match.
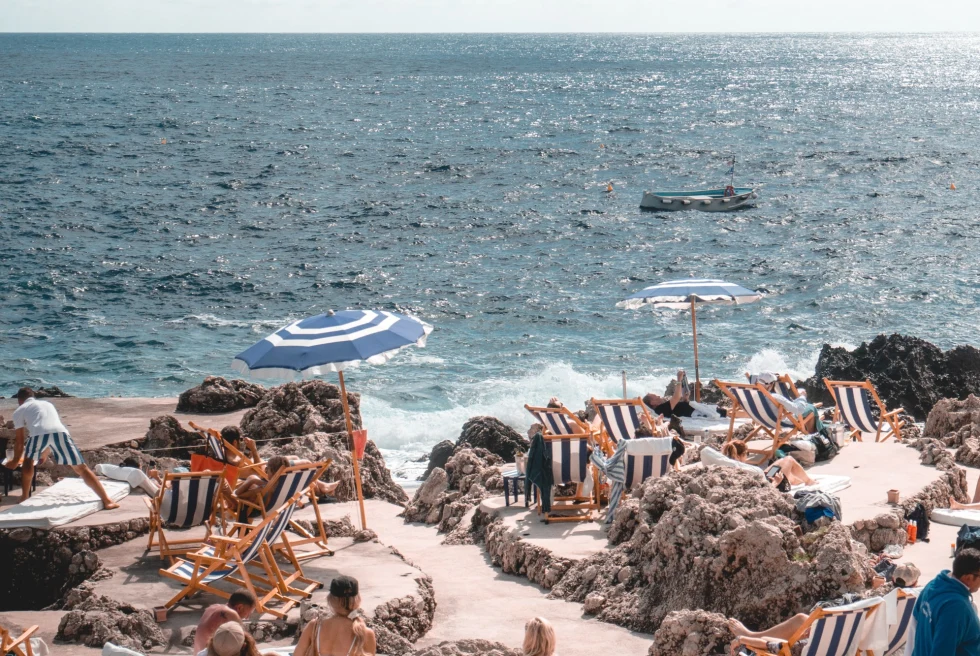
[808,432,838,461]
[906,502,931,542]
[955,524,980,555]
[189,454,238,485]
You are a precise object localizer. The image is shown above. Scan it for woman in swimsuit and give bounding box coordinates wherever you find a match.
[295,575,377,656]
[721,440,816,490]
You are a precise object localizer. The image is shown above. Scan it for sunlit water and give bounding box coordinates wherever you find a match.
[2,34,980,477]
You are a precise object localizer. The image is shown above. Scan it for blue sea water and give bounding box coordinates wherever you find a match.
[2,33,980,475]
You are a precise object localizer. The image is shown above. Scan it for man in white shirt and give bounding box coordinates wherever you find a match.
[4,387,119,508]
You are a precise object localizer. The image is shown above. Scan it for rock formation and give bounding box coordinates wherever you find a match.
[413,640,521,656]
[924,395,980,452]
[420,440,455,481]
[957,439,980,468]
[547,467,870,633]
[456,416,529,462]
[56,586,166,652]
[176,376,265,413]
[849,512,906,552]
[648,610,734,656]
[802,334,980,420]
[241,380,356,441]
[907,439,970,509]
[33,385,73,398]
[141,415,205,459]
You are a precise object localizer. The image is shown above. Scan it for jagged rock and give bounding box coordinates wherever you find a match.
[849,511,907,552]
[241,380,356,441]
[905,439,969,510]
[421,440,455,481]
[371,577,436,643]
[292,514,356,539]
[404,468,450,524]
[802,334,980,420]
[176,376,265,414]
[957,438,980,468]
[258,431,408,505]
[413,640,521,656]
[648,609,734,656]
[56,586,165,651]
[142,415,203,459]
[354,529,378,543]
[480,507,574,588]
[549,467,870,633]
[923,396,980,453]
[457,417,529,462]
[33,386,72,398]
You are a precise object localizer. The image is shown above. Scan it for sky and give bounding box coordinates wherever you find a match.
[3,0,980,33]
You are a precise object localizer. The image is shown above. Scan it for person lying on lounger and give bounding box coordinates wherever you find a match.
[643,370,722,422]
[756,372,821,434]
[234,455,339,503]
[727,614,812,656]
[722,440,816,491]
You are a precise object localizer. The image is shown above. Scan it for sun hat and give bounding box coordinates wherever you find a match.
[893,563,921,587]
[210,621,245,656]
[757,372,777,385]
[330,575,359,598]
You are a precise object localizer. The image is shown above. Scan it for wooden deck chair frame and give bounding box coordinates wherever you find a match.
[189,421,266,478]
[714,380,807,461]
[737,602,879,656]
[744,373,821,408]
[537,433,600,523]
[590,397,667,452]
[824,379,904,443]
[234,460,334,561]
[160,493,321,618]
[145,470,229,563]
[0,624,38,656]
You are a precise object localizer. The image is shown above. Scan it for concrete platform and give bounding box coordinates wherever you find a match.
[478,496,612,561]
[0,397,248,451]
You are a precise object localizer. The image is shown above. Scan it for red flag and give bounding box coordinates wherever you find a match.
[352,429,368,460]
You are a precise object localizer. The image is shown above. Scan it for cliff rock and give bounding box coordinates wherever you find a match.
[176,376,265,414]
[457,416,529,462]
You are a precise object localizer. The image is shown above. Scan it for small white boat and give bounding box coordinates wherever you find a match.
[640,186,758,212]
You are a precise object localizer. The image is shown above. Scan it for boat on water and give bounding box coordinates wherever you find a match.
[639,186,758,212]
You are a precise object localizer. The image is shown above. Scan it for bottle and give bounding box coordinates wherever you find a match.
[953,542,958,557]
[909,521,917,544]
[906,522,914,543]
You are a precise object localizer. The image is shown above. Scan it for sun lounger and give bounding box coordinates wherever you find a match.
[591,437,673,521]
[161,493,321,618]
[715,380,807,460]
[145,470,228,563]
[234,460,333,560]
[0,624,39,656]
[928,506,980,527]
[824,379,904,443]
[538,434,599,523]
[736,596,881,656]
[0,478,131,529]
[525,404,592,436]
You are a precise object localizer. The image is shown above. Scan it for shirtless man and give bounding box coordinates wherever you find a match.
[4,387,119,509]
[192,591,256,654]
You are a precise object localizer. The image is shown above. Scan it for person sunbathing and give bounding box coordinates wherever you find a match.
[950,496,980,510]
[727,614,810,656]
[217,426,259,470]
[234,455,339,504]
[294,575,377,656]
[722,440,816,490]
[756,372,820,434]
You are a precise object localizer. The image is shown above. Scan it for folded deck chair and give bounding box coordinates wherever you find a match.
[715,380,807,460]
[591,437,673,521]
[145,470,228,563]
[0,624,39,656]
[824,379,904,443]
[591,397,667,450]
[234,460,333,560]
[190,421,265,478]
[737,596,881,656]
[538,434,599,523]
[161,493,321,618]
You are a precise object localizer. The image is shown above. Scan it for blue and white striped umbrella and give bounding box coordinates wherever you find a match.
[617,278,762,310]
[232,309,433,381]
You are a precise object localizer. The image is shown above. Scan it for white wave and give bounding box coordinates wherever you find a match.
[166,314,291,331]
[742,348,820,382]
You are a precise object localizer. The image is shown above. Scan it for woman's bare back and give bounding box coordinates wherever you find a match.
[308,615,376,656]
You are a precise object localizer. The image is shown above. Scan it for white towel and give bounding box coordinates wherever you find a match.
[792,474,852,495]
[95,463,160,495]
[0,478,131,528]
[624,436,674,456]
[700,446,766,478]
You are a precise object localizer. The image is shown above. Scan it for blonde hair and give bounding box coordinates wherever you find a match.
[328,593,369,656]
[523,617,556,656]
[722,440,748,461]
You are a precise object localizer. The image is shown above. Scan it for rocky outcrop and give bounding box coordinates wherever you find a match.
[420,440,455,481]
[372,577,437,643]
[923,396,980,455]
[802,334,980,420]
[34,385,73,398]
[56,586,165,652]
[176,376,265,414]
[479,508,574,589]
[648,610,734,656]
[548,467,869,633]
[241,380,357,441]
[457,417,529,462]
[413,640,521,656]
[141,415,205,459]
[908,439,970,509]
[403,448,504,543]
[849,512,906,552]
[957,438,980,468]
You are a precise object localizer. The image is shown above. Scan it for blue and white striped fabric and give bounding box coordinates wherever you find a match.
[886,592,916,655]
[205,433,226,461]
[832,386,878,434]
[801,607,869,656]
[529,409,580,436]
[265,501,296,546]
[232,310,433,380]
[596,403,643,443]
[25,432,83,466]
[171,520,272,584]
[237,467,320,524]
[591,437,672,522]
[161,474,220,528]
[548,438,590,485]
[625,451,670,491]
[617,278,762,310]
[731,387,794,430]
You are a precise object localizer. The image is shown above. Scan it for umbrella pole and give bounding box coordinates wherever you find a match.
[337,371,368,530]
[690,298,701,402]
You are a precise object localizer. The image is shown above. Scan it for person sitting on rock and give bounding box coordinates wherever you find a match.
[234,455,339,504]
[523,617,556,656]
[728,613,811,656]
[722,440,816,491]
[194,592,257,655]
[294,575,377,656]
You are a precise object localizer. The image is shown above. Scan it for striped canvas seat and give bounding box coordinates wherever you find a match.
[715,380,806,460]
[161,474,221,528]
[731,387,794,430]
[739,598,880,656]
[526,405,589,436]
[204,432,226,461]
[880,590,916,656]
[825,379,904,443]
[625,448,671,491]
[591,437,673,521]
[168,519,271,585]
[548,437,591,485]
[237,465,321,523]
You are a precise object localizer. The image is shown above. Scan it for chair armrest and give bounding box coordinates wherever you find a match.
[885,407,905,416]
[736,635,780,655]
[142,496,155,511]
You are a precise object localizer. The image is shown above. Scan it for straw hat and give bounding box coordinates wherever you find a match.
[210,621,245,656]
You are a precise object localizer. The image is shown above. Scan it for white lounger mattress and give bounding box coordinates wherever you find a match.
[0,477,131,528]
[931,507,980,527]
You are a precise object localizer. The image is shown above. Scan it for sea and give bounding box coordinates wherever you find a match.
[2,33,980,480]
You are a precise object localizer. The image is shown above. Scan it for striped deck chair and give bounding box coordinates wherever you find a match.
[145,470,228,563]
[0,624,38,656]
[525,403,608,457]
[591,437,673,521]
[737,597,880,656]
[591,397,667,449]
[190,421,265,478]
[161,493,321,618]
[540,434,599,523]
[715,380,807,460]
[863,589,916,656]
[234,460,333,560]
[824,379,904,443]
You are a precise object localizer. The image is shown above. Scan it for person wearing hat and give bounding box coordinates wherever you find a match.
[295,575,377,656]
[200,621,263,656]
